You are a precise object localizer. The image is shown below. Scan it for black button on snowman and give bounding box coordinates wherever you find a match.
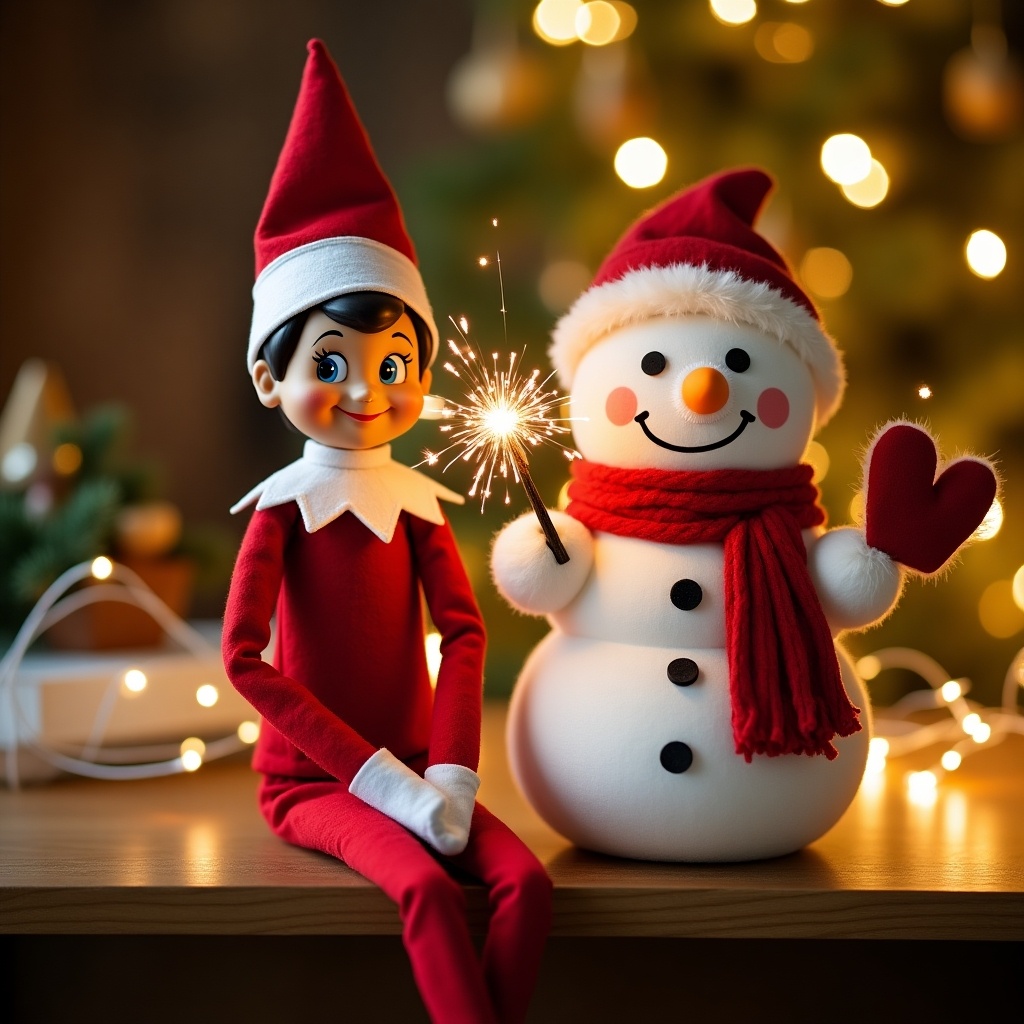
[492,169,998,862]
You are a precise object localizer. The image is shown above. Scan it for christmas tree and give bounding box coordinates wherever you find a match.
[391,0,1023,703]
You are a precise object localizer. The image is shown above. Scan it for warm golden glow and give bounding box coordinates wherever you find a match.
[237,720,260,744]
[973,498,1003,541]
[940,750,962,772]
[917,384,933,399]
[52,442,83,476]
[961,712,981,735]
[820,133,872,185]
[841,158,889,208]
[195,684,219,708]
[1012,565,1024,613]
[710,0,757,27]
[180,737,206,772]
[865,736,889,776]
[614,137,668,189]
[754,22,814,63]
[849,491,866,524]
[91,556,114,580]
[123,668,148,694]
[576,2,621,46]
[800,247,853,299]
[907,770,938,806]
[533,0,583,45]
[803,440,830,482]
[979,578,1023,639]
[478,257,489,267]
[425,631,443,686]
[181,749,203,772]
[965,229,1007,279]
[877,0,910,7]
[972,722,992,744]
[857,655,882,680]
[940,680,962,703]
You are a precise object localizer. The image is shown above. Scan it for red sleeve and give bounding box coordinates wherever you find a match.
[221,505,377,783]
[409,514,486,771]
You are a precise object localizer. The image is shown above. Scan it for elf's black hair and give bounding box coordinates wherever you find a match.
[258,291,432,380]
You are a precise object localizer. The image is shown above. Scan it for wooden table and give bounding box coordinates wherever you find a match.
[3,703,1022,1022]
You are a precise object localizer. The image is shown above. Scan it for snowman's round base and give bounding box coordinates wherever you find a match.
[507,634,869,863]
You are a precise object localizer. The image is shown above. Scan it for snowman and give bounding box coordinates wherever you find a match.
[491,169,997,862]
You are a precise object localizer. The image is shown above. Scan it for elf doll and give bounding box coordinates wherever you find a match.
[222,40,551,1024]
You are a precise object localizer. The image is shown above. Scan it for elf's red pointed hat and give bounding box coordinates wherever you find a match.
[550,168,845,426]
[248,39,437,370]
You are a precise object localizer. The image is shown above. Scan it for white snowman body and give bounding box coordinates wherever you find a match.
[493,315,901,862]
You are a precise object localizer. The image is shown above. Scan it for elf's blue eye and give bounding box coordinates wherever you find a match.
[315,353,347,383]
[379,354,409,385]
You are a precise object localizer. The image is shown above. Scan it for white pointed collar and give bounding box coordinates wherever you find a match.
[230,441,464,542]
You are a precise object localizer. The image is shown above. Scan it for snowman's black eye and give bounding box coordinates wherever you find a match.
[641,351,667,376]
[725,348,750,373]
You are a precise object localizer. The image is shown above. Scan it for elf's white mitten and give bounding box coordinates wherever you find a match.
[424,763,481,856]
[808,527,903,633]
[491,509,594,615]
[349,748,454,853]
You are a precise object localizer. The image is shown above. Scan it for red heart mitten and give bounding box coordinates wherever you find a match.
[864,423,997,575]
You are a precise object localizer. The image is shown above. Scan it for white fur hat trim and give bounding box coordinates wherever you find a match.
[551,262,845,426]
[248,235,438,371]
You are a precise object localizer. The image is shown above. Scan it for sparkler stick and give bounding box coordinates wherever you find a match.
[421,231,580,564]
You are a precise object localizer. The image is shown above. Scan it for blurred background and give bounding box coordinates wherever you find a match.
[1,0,1022,704]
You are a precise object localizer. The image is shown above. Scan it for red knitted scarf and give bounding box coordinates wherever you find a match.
[566,460,860,761]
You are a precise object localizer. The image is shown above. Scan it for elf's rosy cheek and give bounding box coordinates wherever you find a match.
[306,390,337,426]
[756,388,790,429]
[605,387,638,426]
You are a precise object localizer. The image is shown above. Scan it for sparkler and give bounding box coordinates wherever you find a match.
[421,242,579,564]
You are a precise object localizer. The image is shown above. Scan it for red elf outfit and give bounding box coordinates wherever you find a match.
[222,40,550,1024]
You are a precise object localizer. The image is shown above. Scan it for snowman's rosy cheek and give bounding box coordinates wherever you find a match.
[605,387,638,426]
[756,388,790,429]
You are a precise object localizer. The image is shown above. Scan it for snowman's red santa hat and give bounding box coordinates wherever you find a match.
[247,39,438,371]
[551,168,845,426]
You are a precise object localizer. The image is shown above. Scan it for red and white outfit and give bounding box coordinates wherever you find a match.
[223,40,551,1024]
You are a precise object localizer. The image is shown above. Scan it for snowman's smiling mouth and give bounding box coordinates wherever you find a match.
[634,409,756,453]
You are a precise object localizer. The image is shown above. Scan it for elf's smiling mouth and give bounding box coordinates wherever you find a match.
[341,409,388,422]
[634,409,756,453]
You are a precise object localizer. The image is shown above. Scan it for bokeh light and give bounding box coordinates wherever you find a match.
[965,229,1007,279]
[754,22,814,64]
[533,0,582,45]
[840,158,890,207]
[978,579,1024,638]
[576,2,620,46]
[710,0,757,27]
[195,684,219,708]
[91,556,114,580]
[821,133,872,185]
[614,137,668,188]
[800,246,853,299]
[973,497,1003,541]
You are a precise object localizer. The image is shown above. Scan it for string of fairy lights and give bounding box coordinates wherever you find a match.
[0,557,260,789]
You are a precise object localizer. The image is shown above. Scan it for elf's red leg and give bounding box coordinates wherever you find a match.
[258,776,497,1024]
[449,803,553,1024]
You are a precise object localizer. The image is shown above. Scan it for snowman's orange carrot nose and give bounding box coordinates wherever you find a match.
[682,366,730,414]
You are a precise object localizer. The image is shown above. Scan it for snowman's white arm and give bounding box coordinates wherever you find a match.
[491,509,594,615]
[807,527,905,634]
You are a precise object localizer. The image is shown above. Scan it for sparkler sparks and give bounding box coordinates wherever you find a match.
[422,320,581,512]
[420,232,580,563]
